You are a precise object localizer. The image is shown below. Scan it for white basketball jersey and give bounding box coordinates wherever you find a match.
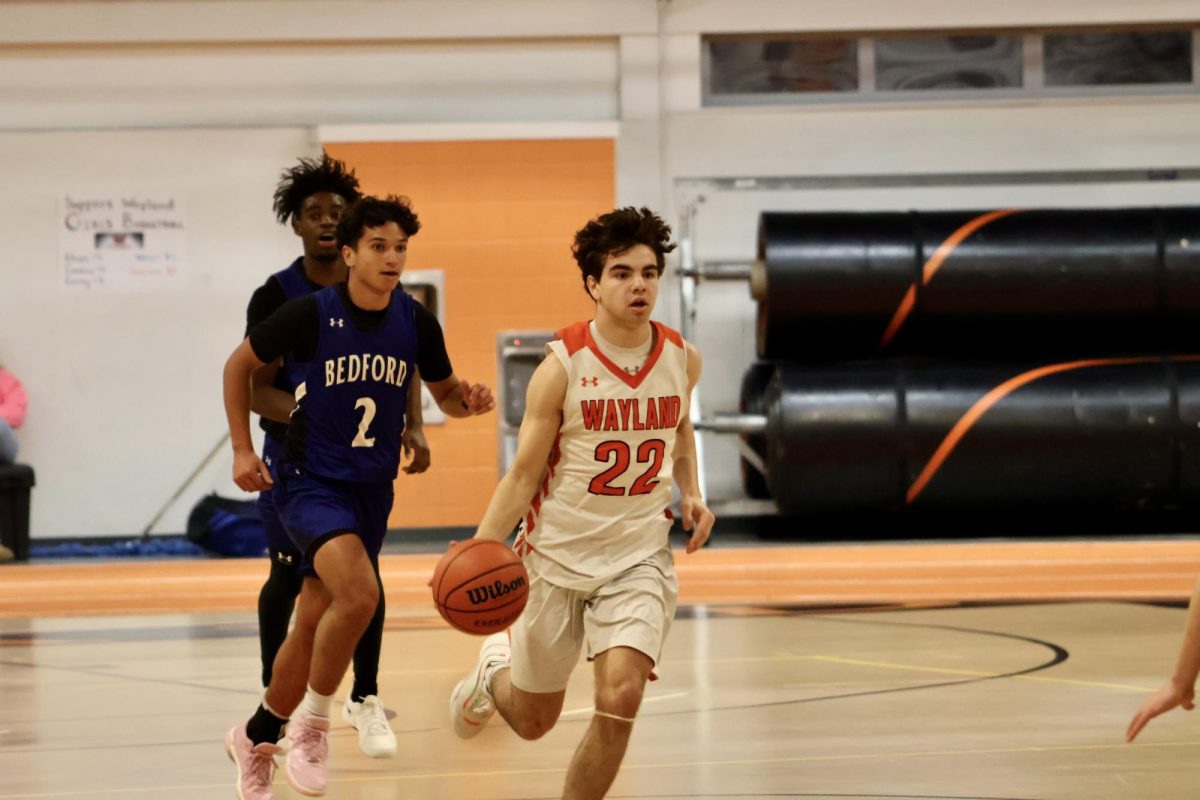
[515,320,690,591]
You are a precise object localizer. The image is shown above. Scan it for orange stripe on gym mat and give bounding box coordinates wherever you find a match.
[878,208,1020,349]
[905,355,1200,505]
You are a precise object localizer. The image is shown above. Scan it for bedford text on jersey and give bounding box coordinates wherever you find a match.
[324,354,409,388]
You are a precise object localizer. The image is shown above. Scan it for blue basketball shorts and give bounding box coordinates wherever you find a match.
[257,434,301,566]
[274,462,394,579]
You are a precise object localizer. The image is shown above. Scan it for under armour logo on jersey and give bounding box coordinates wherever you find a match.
[329,317,344,327]
[276,552,294,564]
[581,377,598,387]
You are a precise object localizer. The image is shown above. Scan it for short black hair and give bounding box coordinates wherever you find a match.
[336,195,422,250]
[572,207,676,295]
[272,153,361,224]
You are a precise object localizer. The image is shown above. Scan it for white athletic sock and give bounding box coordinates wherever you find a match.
[483,661,508,694]
[301,685,334,719]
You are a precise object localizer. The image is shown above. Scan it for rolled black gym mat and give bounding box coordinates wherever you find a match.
[761,356,1200,514]
[738,361,775,499]
[754,208,1200,360]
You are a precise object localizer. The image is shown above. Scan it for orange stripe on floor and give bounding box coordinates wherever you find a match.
[1,540,1198,619]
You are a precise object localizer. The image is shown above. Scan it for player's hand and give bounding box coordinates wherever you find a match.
[402,427,431,474]
[680,495,714,554]
[427,539,459,587]
[460,381,495,416]
[1127,680,1195,742]
[232,449,273,493]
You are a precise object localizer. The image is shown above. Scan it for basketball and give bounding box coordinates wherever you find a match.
[432,539,529,635]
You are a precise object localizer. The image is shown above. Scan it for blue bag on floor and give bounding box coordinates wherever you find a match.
[186,493,267,557]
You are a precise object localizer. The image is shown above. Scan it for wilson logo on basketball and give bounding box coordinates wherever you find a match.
[465,576,527,606]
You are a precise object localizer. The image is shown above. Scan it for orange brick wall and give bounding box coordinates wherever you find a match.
[323,139,613,529]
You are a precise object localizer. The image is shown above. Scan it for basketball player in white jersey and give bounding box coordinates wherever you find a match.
[447,207,714,800]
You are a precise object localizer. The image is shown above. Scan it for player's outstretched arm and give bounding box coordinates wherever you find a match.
[473,356,567,543]
[1127,682,1193,743]
[425,373,495,418]
[223,338,272,492]
[673,342,714,554]
[1128,573,1200,741]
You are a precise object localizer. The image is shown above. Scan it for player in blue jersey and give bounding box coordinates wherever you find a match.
[246,154,429,759]
[223,195,494,800]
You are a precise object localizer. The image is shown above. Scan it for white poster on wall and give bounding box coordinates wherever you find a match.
[59,193,186,291]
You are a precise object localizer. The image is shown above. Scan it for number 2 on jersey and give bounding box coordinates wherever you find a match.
[352,397,376,447]
[588,439,665,496]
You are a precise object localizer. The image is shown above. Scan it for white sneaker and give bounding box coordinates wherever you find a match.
[449,632,511,739]
[342,695,397,759]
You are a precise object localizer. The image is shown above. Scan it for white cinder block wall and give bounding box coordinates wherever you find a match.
[2,0,1198,535]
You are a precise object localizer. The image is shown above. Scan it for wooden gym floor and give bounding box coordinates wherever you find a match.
[2,538,1200,799]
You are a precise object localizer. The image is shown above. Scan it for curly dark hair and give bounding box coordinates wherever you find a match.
[272,153,362,224]
[336,195,422,250]
[571,207,676,296]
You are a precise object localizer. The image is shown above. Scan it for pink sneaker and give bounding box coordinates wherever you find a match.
[225,723,281,800]
[285,715,329,796]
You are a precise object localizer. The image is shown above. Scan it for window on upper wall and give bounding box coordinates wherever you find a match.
[1043,31,1192,87]
[702,26,1196,106]
[874,34,1022,91]
[705,35,859,99]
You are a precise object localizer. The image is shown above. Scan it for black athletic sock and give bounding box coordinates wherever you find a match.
[351,561,385,702]
[246,703,289,746]
[257,558,303,687]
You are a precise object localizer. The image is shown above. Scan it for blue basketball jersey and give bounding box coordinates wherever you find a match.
[274,257,312,299]
[287,286,417,482]
[260,259,324,560]
[270,257,315,396]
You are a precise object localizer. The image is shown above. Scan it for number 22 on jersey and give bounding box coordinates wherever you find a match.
[588,438,665,496]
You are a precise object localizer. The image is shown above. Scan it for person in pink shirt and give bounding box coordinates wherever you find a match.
[0,365,26,465]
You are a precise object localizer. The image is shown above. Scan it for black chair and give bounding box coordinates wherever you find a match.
[0,464,35,561]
